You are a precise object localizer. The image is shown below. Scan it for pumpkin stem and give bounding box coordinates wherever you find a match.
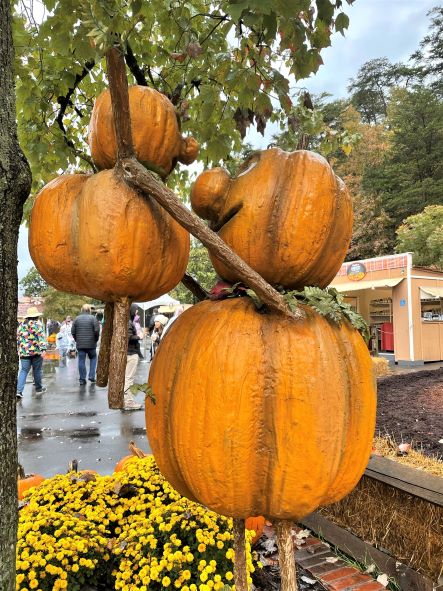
[275,519,298,591]
[128,441,147,459]
[17,463,25,480]
[233,518,249,591]
[97,302,114,387]
[108,298,130,409]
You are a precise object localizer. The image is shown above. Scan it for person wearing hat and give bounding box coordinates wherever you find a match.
[16,306,47,398]
[150,314,168,359]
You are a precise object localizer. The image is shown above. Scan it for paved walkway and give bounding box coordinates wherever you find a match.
[17,348,151,478]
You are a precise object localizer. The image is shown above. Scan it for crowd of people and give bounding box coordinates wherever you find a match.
[16,303,183,410]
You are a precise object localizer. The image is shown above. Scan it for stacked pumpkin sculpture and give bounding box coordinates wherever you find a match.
[29,85,198,407]
[146,149,377,589]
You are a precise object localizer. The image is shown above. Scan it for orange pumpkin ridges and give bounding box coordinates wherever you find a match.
[190,148,353,290]
[146,298,376,520]
[28,169,190,302]
[88,85,199,176]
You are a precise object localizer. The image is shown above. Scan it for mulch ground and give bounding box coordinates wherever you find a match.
[376,368,443,459]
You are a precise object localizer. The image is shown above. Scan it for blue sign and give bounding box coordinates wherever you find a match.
[400,299,406,307]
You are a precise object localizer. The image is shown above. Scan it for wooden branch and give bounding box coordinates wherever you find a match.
[105,47,135,160]
[108,299,129,409]
[275,520,298,591]
[181,273,208,302]
[96,302,114,387]
[121,158,293,317]
[233,518,248,591]
[124,43,148,86]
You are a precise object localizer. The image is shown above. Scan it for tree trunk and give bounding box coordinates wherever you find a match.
[0,1,32,588]
[96,302,114,387]
[107,299,129,408]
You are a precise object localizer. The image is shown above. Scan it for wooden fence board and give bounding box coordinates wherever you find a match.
[365,456,443,506]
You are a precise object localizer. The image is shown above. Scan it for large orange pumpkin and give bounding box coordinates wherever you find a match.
[146,298,376,520]
[191,149,353,289]
[29,169,189,302]
[89,85,199,177]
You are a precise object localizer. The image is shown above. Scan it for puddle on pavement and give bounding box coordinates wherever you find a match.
[68,428,101,438]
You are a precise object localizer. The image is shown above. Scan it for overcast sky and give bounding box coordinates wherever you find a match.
[18,0,437,281]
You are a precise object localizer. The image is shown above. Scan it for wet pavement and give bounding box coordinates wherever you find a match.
[17,347,152,478]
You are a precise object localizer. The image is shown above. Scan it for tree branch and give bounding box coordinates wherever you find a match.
[181,273,208,302]
[124,43,149,86]
[56,60,96,170]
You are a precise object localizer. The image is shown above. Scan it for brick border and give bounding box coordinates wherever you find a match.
[292,528,386,591]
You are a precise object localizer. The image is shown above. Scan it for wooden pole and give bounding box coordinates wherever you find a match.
[104,46,135,406]
[275,519,298,591]
[105,46,135,161]
[105,44,293,320]
[233,518,248,591]
[107,299,129,409]
[96,301,114,387]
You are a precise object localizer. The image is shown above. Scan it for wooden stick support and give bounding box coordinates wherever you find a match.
[96,302,114,387]
[107,299,129,409]
[275,519,298,591]
[105,41,293,320]
[233,518,249,591]
[106,46,135,161]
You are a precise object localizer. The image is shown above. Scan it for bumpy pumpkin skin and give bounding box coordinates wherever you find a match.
[146,298,376,520]
[89,85,199,177]
[29,175,91,295]
[191,149,353,289]
[29,170,190,302]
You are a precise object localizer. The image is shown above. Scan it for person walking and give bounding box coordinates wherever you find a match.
[17,307,47,398]
[71,304,100,385]
[56,315,74,365]
[123,304,143,411]
[150,314,168,359]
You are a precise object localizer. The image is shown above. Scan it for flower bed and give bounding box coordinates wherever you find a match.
[17,456,257,591]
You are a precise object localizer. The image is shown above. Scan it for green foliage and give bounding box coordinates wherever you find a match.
[363,87,443,227]
[284,286,370,341]
[13,0,354,194]
[170,241,217,303]
[348,57,418,124]
[42,287,96,321]
[396,205,443,269]
[19,266,48,296]
[272,94,361,157]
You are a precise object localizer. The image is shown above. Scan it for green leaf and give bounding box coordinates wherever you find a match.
[335,12,350,35]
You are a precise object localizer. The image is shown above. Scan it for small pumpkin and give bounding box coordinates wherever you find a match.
[17,464,45,500]
[114,441,149,472]
[29,169,189,302]
[191,148,353,289]
[89,85,199,178]
[245,516,266,545]
[146,298,376,520]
